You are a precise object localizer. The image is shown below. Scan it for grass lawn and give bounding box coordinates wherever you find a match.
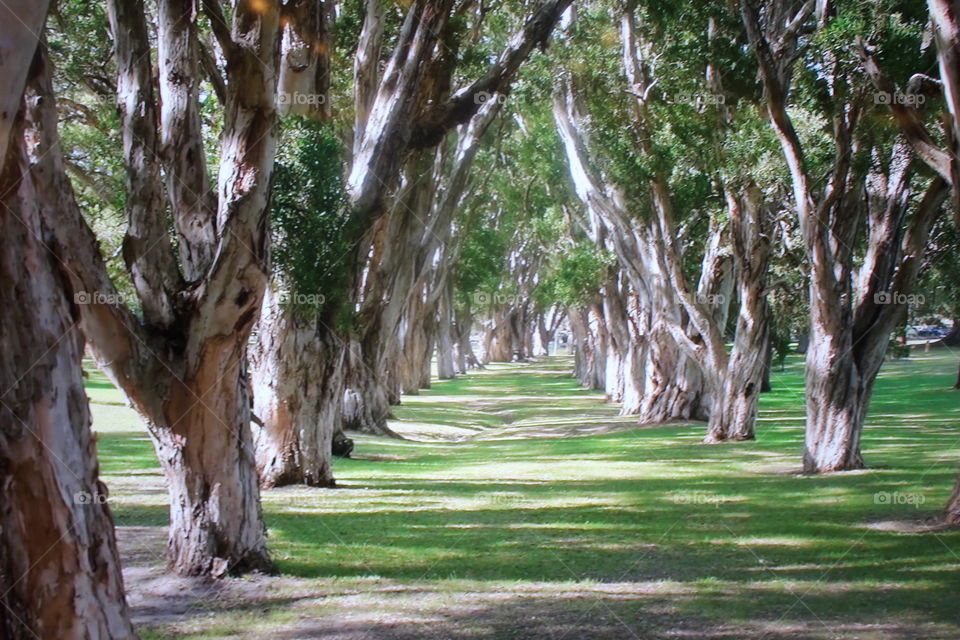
[90,350,960,639]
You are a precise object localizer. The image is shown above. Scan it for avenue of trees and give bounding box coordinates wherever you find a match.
[3,0,960,637]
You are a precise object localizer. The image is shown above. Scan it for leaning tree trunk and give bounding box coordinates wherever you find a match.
[1,64,137,637]
[553,79,709,423]
[250,289,342,487]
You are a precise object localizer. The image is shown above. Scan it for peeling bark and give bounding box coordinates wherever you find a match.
[743,0,950,472]
[1,46,136,638]
[35,0,282,575]
[250,288,342,488]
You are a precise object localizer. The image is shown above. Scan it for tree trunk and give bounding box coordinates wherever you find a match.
[569,304,606,390]
[454,307,478,372]
[705,188,771,442]
[553,79,711,423]
[1,56,137,636]
[250,289,342,488]
[32,0,281,576]
[801,332,868,472]
[436,285,457,380]
[342,338,396,435]
[149,342,273,576]
[484,310,517,362]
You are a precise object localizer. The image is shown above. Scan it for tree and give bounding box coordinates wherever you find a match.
[36,0,284,576]
[1,14,137,635]
[247,0,573,488]
[553,2,767,434]
[250,120,352,488]
[742,0,948,471]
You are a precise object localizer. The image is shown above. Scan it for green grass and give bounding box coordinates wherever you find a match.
[90,352,960,639]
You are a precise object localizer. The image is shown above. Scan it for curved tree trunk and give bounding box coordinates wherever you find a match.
[1,48,137,636]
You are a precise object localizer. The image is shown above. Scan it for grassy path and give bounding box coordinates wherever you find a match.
[91,354,960,639]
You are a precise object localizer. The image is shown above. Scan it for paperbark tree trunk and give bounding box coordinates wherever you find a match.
[705,188,771,442]
[436,283,458,380]
[250,289,342,487]
[569,304,606,390]
[743,0,950,472]
[554,78,710,423]
[1,45,137,639]
[277,0,333,119]
[342,336,396,435]
[34,0,281,575]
